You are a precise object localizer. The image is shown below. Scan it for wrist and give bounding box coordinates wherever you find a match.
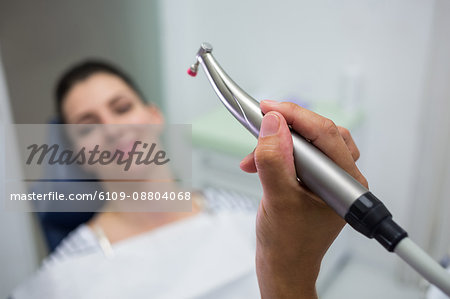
[256,246,319,299]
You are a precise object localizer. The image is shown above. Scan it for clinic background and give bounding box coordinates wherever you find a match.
[0,0,449,298]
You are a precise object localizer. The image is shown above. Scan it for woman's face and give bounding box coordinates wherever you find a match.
[62,72,164,179]
[62,72,162,125]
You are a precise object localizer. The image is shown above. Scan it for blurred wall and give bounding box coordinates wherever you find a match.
[407,0,450,263]
[0,0,162,124]
[0,46,45,299]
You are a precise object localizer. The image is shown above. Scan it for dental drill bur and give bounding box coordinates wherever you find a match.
[188,42,450,295]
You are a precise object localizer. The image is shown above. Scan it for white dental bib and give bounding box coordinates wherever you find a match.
[12,211,259,299]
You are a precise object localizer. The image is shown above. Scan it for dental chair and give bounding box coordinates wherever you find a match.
[32,118,101,252]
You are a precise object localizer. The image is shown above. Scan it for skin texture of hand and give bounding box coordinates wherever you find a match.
[240,100,369,299]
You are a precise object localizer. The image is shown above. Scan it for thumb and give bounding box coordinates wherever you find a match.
[254,112,299,200]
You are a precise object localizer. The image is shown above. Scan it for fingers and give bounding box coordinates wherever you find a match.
[253,112,300,199]
[241,120,361,171]
[240,150,257,173]
[260,100,360,180]
[242,126,360,172]
[337,126,360,161]
[240,101,368,189]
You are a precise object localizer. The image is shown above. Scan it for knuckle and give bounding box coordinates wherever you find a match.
[338,126,350,139]
[353,148,361,160]
[281,101,295,109]
[282,101,302,114]
[358,174,369,188]
[254,145,283,169]
[321,118,339,136]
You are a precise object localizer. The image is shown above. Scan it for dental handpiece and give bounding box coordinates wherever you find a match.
[188,42,450,295]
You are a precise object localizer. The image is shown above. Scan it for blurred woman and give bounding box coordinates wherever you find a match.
[12,61,260,298]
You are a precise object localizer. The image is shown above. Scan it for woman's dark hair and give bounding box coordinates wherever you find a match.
[55,60,146,123]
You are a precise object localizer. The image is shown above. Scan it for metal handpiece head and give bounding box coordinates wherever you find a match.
[188,42,263,137]
[187,43,213,76]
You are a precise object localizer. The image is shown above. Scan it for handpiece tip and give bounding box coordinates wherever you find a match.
[187,68,197,77]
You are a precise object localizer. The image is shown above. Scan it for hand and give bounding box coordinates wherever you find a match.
[240,100,368,299]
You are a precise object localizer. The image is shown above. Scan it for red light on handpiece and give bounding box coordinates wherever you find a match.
[187,68,197,77]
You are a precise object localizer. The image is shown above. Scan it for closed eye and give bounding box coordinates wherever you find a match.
[109,96,134,114]
[115,102,133,114]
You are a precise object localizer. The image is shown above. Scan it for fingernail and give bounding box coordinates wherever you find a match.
[260,113,280,137]
[261,100,280,105]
